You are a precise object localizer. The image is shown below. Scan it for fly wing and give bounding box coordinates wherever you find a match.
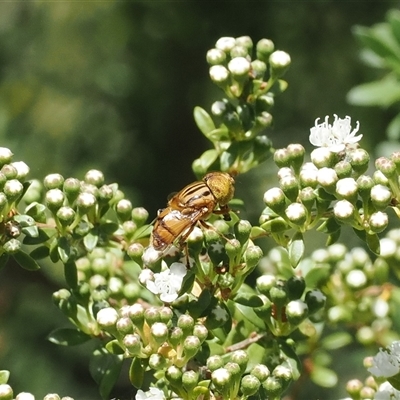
[152,208,204,251]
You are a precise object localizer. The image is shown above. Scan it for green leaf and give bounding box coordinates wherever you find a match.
[310,365,338,388]
[366,232,380,254]
[188,287,212,319]
[347,75,400,107]
[30,246,50,260]
[195,149,220,172]
[23,228,51,245]
[12,251,40,271]
[100,222,119,235]
[58,236,72,263]
[389,374,400,391]
[132,224,152,240]
[233,293,263,307]
[105,340,125,355]
[84,229,99,252]
[0,370,10,384]
[304,264,331,288]
[49,237,60,263]
[129,357,145,389]
[326,229,341,246]
[235,303,266,330]
[279,342,301,381]
[47,328,91,346]
[317,217,340,234]
[321,332,353,350]
[21,225,39,238]
[387,113,400,140]
[64,260,78,289]
[388,9,400,49]
[220,142,240,171]
[288,232,304,267]
[194,106,216,136]
[90,348,123,400]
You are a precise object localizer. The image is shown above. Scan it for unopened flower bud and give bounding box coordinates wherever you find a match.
[228,57,250,78]
[144,306,160,326]
[215,37,236,52]
[346,269,367,289]
[376,156,396,178]
[251,364,270,382]
[43,395,60,400]
[333,199,355,222]
[336,177,358,202]
[287,276,306,300]
[182,370,199,392]
[15,393,35,400]
[346,379,363,397]
[127,243,144,263]
[206,48,226,65]
[369,211,388,233]
[193,324,208,343]
[207,355,224,371]
[1,164,17,180]
[334,160,352,179]
[230,45,248,58]
[317,167,339,193]
[370,184,392,210]
[285,203,307,226]
[211,100,228,116]
[285,299,308,325]
[4,179,23,202]
[178,314,194,335]
[166,365,183,385]
[305,289,326,314]
[274,148,290,168]
[348,148,370,175]
[256,38,275,63]
[63,177,81,203]
[151,322,168,344]
[128,303,145,327]
[131,207,149,227]
[269,51,291,78]
[280,175,299,202]
[225,239,241,262]
[373,170,389,185]
[256,275,277,295]
[262,376,282,397]
[123,333,142,355]
[149,353,166,370]
[10,161,29,180]
[209,65,230,85]
[169,326,183,347]
[3,238,21,254]
[183,335,201,358]
[56,206,75,226]
[116,317,133,335]
[44,173,64,190]
[84,169,104,187]
[311,148,336,168]
[231,350,249,372]
[115,199,132,221]
[263,187,286,214]
[211,368,231,392]
[0,148,13,166]
[96,307,119,328]
[0,384,13,400]
[76,192,96,211]
[251,60,267,78]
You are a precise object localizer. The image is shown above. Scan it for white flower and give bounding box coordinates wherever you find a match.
[375,382,400,400]
[309,114,362,153]
[368,343,400,378]
[135,387,166,400]
[145,262,187,303]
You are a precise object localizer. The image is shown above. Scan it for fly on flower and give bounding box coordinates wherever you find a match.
[309,114,362,153]
[150,172,235,261]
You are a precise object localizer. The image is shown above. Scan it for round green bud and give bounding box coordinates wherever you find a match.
[273,365,292,382]
[230,45,249,58]
[269,285,288,307]
[334,160,352,179]
[215,36,236,52]
[211,368,231,391]
[76,192,96,211]
[256,38,275,63]
[0,148,13,166]
[256,94,274,112]
[96,307,119,328]
[43,394,61,400]
[44,173,64,190]
[98,184,114,203]
[311,148,337,169]
[228,57,251,78]
[183,335,201,358]
[15,393,35,400]
[269,50,291,78]
[336,177,358,202]
[166,366,182,385]
[299,163,318,188]
[356,326,375,346]
[359,386,375,399]
[10,161,29,180]
[151,322,169,344]
[3,238,21,254]
[348,148,370,175]
[285,203,307,226]
[298,187,316,211]
[244,245,263,269]
[127,243,144,263]
[225,239,241,261]
[1,164,17,180]
[128,303,145,326]
[211,100,228,117]
[285,299,308,326]
[263,187,286,214]
[149,353,166,370]
[116,317,133,335]
[287,276,306,300]
[256,275,276,295]
[274,148,290,168]
[63,177,81,197]
[209,65,230,85]
[3,179,23,201]
[45,188,65,211]
[159,306,173,324]
[305,289,326,314]
[251,364,270,382]
[369,211,388,233]
[346,379,363,397]
[178,314,195,335]
[84,169,104,187]
[193,324,208,343]
[0,384,13,400]
[370,184,392,210]
[357,174,374,199]
[123,333,142,355]
[131,207,149,227]
[279,175,299,202]
[287,144,305,173]
[234,219,252,245]
[144,306,160,326]
[235,36,253,51]
[241,375,261,396]
[251,60,267,78]
[262,376,282,397]
[56,206,75,225]
[207,355,224,372]
[168,326,183,347]
[122,220,137,237]
[206,48,226,65]
[231,350,249,372]
[182,370,199,392]
[375,156,396,178]
[80,183,98,197]
[333,199,355,222]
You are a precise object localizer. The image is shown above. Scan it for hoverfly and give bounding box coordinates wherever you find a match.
[151,172,235,252]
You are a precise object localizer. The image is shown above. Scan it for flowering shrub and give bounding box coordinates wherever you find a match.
[2,27,400,400]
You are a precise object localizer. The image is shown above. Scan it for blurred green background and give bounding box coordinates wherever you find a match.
[0,1,396,399]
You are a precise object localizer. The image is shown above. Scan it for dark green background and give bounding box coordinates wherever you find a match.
[0,2,396,399]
